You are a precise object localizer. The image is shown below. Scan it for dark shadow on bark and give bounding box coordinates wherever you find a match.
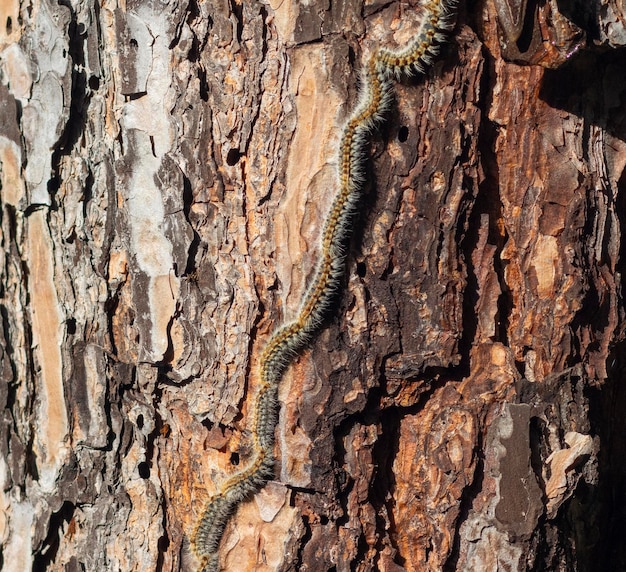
[587,343,626,572]
[540,47,626,145]
[587,158,626,572]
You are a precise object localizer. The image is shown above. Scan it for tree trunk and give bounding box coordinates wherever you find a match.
[1,0,626,570]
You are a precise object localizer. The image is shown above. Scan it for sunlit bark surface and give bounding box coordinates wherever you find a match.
[1,0,626,570]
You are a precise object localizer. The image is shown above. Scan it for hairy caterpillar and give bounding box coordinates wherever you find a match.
[192,1,457,570]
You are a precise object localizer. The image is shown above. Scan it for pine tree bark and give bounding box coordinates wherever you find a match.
[1,0,626,571]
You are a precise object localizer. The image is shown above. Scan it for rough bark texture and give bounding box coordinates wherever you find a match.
[1,0,626,571]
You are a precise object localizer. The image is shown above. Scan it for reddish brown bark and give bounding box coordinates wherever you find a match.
[1,1,626,571]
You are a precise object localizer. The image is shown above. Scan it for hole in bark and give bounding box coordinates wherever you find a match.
[157,533,170,564]
[136,414,144,429]
[398,125,409,142]
[226,148,242,166]
[6,16,11,34]
[348,45,356,67]
[130,38,138,49]
[230,452,240,465]
[89,75,100,91]
[198,67,209,101]
[138,462,150,478]
[66,318,76,335]
[356,261,366,278]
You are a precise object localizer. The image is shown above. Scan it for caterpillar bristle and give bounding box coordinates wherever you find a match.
[190,1,457,569]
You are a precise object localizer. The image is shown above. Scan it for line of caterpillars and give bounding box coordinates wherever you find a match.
[192,1,457,570]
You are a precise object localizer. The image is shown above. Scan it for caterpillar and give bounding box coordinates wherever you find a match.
[191,1,457,570]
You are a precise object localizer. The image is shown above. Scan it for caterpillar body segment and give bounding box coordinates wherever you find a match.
[191,1,457,569]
